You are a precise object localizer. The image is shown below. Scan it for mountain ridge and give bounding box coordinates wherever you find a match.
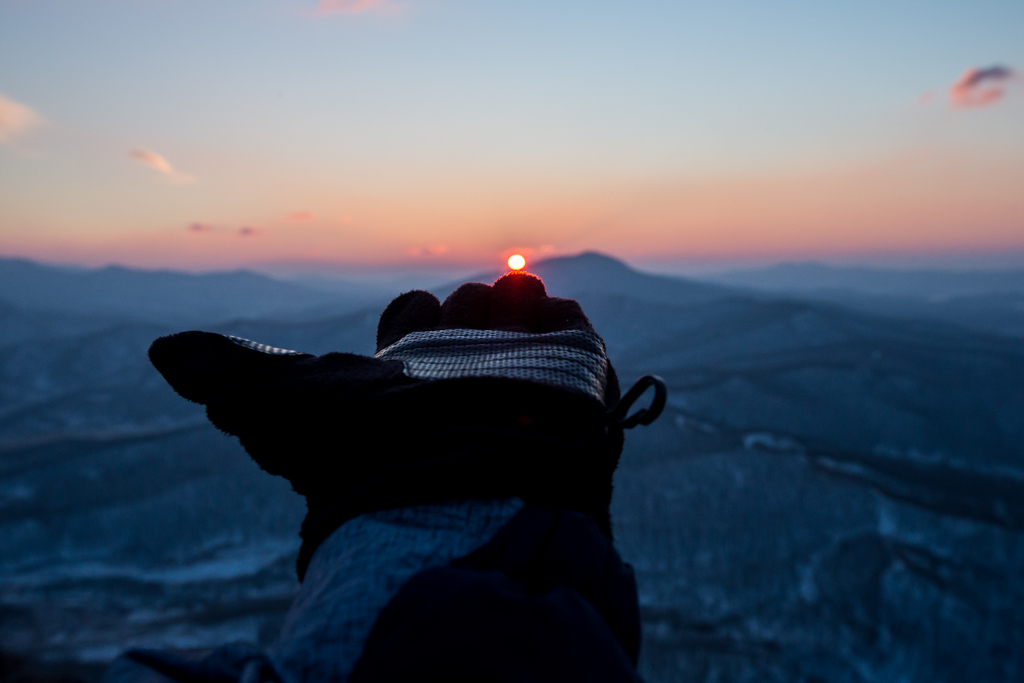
[0,257,360,325]
[702,260,1024,298]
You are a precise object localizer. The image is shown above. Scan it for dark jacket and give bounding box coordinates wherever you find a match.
[104,501,642,683]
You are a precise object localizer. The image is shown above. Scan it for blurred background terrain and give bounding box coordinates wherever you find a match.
[3,1,1023,680]
[1,252,1022,682]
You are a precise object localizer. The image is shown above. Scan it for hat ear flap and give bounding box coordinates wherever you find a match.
[148,331,309,406]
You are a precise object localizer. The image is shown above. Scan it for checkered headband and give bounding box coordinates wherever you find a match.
[374,329,610,403]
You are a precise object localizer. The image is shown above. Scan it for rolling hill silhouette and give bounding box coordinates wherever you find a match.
[0,258,371,326]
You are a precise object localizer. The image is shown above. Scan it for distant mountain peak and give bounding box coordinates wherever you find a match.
[534,251,633,271]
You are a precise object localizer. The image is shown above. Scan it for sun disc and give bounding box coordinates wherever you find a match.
[507,254,526,271]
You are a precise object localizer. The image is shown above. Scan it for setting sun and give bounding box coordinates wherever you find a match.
[507,254,526,271]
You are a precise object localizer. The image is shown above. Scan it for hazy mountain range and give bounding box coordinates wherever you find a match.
[0,258,392,329]
[1,254,1022,682]
[699,261,1024,338]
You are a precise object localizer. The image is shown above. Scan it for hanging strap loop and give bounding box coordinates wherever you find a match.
[608,375,667,429]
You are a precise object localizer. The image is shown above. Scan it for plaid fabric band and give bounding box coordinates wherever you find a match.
[227,335,307,356]
[374,329,609,403]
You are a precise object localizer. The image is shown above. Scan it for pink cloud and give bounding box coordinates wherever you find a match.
[0,93,40,142]
[130,149,195,184]
[288,211,316,221]
[315,0,402,16]
[406,244,449,257]
[187,223,262,236]
[949,65,1015,108]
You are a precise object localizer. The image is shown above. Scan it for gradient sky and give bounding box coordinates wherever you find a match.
[1,0,1022,272]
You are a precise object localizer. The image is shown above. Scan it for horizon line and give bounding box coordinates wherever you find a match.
[3,247,1024,279]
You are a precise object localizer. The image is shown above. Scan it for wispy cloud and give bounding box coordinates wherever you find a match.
[949,65,1016,108]
[0,93,41,143]
[130,149,196,184]
[288,211,316,221]
[406,244,449,257]
[187,223,262,236]
[314,0,403,16]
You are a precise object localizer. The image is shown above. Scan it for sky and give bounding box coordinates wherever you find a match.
[1,0,1022,274]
